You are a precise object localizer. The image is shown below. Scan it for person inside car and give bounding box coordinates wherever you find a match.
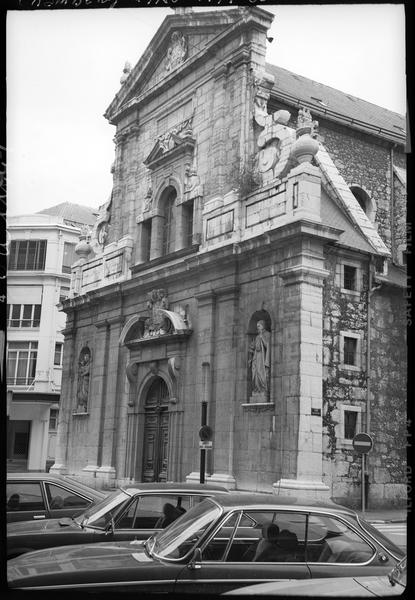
[155,503,183,528]
[7,494,21,511]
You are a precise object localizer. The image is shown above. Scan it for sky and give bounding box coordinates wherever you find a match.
[6,3,406,217]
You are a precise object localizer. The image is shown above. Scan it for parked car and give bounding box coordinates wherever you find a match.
[7,472,107,523]
[7,482,229,558]
[7,493,405,593]
[224,556,407,596]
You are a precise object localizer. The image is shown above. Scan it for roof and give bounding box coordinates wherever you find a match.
[121,482,229,494]
[38,202,98,228]
[7,473,107,498]
[375,262,407,288]
[266,63,406,144]
[207,492,357,518]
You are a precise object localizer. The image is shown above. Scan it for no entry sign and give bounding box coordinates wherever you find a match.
[352,433,373,454]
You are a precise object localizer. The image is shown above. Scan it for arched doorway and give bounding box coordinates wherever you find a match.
[142,378,169,482]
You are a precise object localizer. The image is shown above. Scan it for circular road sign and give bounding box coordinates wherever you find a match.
[199,425,213,442]
[352,433,373,454]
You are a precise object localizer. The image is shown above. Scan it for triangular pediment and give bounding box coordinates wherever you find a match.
[316,145,390,257]
[105,8,271,123]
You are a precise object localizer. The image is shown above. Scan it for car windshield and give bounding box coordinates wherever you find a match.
[74,489,132,528]
[357,516,405,559]
[151,498,221,560]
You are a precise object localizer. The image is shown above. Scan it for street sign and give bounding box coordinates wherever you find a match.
[353,433,373,454]
[199,441,213,450]
[199,425,213,442]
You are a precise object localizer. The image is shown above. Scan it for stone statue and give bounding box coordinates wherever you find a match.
[76,348,91,411]
[248,320,271,395]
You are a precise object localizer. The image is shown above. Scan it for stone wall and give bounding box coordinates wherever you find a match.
[368,286,407,508]
[322,250,369,507]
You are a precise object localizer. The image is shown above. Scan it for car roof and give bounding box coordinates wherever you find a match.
[120,482,230,494]
[7,473,106,497]
[207,492,358,517]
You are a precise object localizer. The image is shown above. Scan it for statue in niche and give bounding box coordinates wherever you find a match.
[248,320,271,397]
[76,347,91,412]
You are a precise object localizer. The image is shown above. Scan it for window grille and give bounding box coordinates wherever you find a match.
[7,341,38,385]
[343,337,357,366]
[344,410,358,439]
[343,265,357,291]
[7,304,41,328]
[8,240,47,271]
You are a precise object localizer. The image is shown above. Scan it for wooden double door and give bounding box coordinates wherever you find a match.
[142,378,169,482]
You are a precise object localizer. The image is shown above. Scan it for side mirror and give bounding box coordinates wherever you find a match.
[187,547,202,570]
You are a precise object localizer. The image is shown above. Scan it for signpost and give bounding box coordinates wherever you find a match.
[199,424,213,484]
[353,433,373,514]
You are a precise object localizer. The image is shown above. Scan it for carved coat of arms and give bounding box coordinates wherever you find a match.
[166,31,187,72]
[144,289,173,337]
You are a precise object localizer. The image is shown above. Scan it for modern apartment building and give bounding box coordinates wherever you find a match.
[7,203,97,471]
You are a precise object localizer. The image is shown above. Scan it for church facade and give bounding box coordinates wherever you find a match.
[51,7,407,508]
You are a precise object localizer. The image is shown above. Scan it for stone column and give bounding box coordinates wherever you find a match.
[167,405,184,482]
[135,220,150,264]
[150,215,164,260]
[273,238,330,500]
[50,328,76,475]
[96,317,124,488]
[209,285,238,489]
[186,290,216,483]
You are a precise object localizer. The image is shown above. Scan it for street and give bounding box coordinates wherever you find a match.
[372,523,407,552]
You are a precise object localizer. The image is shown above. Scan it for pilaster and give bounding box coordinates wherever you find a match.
[274,236,330,499]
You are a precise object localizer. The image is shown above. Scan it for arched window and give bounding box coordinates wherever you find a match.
[162,189,176,256]
[350,186,376,221]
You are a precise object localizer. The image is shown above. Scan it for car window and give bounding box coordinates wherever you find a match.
[117,495,190,529]
[202,510,307,563]
[45,483,90,510]
[307,514,375,563]
[7,483,46,512]
[79,490,131,528]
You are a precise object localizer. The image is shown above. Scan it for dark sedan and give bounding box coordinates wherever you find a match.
[7,482,229,558]
[7,472,107,523]
[7,493,405,593]
[224,556,407,596]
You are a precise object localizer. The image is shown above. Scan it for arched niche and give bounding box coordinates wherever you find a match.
[247,310,272,403]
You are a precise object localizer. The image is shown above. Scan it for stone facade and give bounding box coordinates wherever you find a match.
[52,7,407,507]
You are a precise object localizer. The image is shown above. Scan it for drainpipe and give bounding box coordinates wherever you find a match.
[366,256,382,507]
[390,144,396,262]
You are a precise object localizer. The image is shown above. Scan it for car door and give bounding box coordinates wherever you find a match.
[7,481,48,522]
[174,509,311,595]
[305,513,389,578]
[112,494,192,542]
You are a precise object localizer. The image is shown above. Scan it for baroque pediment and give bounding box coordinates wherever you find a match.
[144,119,196,171]
[120,289,192,349]
[104,8,263,124]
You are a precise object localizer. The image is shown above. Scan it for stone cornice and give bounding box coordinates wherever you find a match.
[125,331,192,350]
[95,316,125,329]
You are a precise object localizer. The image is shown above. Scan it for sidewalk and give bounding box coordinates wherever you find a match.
[356,509,407,523]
